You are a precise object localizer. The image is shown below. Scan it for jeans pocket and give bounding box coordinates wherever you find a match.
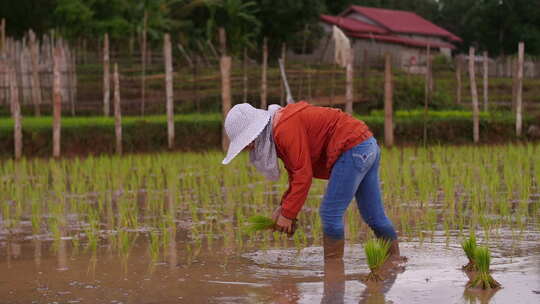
[351,145,376,171]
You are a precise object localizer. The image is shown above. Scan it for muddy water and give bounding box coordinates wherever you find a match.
[1,232,539,304]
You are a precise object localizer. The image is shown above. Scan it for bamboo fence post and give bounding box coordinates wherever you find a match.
[219,28,231,152]
[52,45,63,158]
[103,33,110,116]
[0,57,4,108]
[330,62,336,106]
[469,47,480,143]
[0,19,5,54]
[194,57,200,112]
[221,56,232,152]
[512,58,517,112]
[196,40,210,68]
[29,30,42,116]
[362,49,368,97]
[384,53,394,147]
[113,63,122,155]
[82,38,87,65]
[280,43,286,105]
[9,65,22,159]
[455,56,462,105]
[483,51,489,112]
[70,49,77,116]
[243,48,248,103]
[206,39,220,64]
[164,33,174,149]
[516,42,524,137]
[141,10,148,116]
[261,37,268,109]
[297,26,309,100]
[345,47,354,114]
[177,43,193,68]
[423,45,432,146]
[63,45,74,116]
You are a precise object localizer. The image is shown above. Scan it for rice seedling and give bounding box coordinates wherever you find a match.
[466,246,501,290]
[363,238,391,282]
[243,215,274,233]
[461,234,477,272]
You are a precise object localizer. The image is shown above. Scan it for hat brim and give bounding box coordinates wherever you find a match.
[222,115,270,165]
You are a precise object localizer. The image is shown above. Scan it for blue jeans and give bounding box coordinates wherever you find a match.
[319,137,397,241]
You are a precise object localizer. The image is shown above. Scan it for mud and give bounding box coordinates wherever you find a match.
[1,233,539,304]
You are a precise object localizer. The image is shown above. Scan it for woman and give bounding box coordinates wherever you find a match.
[222,101,401,261]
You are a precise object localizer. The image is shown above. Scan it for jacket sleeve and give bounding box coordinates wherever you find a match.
[275,124,313,219]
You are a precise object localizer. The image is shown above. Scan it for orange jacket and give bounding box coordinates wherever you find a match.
[273,102,373,219]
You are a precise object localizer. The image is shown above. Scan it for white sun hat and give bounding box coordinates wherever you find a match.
[222,103,270,165]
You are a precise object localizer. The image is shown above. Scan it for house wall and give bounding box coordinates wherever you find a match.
[287,23,440,73]
[345,11,454,57]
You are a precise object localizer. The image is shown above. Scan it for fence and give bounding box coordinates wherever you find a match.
[0,30,538,157]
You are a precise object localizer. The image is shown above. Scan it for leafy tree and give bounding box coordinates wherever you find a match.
[254,0,324,56]
[205,0,261,54]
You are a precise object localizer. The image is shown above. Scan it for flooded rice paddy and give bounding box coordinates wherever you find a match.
[1,144,539,303]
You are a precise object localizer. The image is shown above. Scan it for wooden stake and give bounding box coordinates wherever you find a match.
[384,53,394,147]
[113,63,122,155]
[164,33,174,149]
[516,42,524,137]
[512,58,517,112]
[423,45,432,146]
[218,27,227,56]
[103,33,110,116]
[177,42,193,68]
[52,45,62,158]
[29,30,42,116]
[455,56,462,105]
[261,37,268,109]
[141,11,148,116]
[345,47,354,114]
[362,49,368,97]
[0,19,5,54]
[221,56,232,152]
[218,27,231,151]
[483,51,488,112]
[280,43,286,105]
[70,49,77,116]
[243,48,248,103]
[469,47,480,143]
[9,65,22,159]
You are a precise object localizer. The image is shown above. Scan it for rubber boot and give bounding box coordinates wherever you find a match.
[322,234,346,303]
[388,240,400,257]
[387,239,407,263]
[323,234,344,260]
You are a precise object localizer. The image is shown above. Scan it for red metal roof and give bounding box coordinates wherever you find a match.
[344,5,462,42]
[320,14,388,35]
[348,32,456,50]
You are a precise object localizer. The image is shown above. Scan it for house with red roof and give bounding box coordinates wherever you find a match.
[296,5,462,70]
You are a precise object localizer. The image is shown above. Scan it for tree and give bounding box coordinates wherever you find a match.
[206,0,261,54]
[254,0,324,55]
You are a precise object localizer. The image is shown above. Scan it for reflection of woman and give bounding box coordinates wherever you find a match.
[222,102,402,262]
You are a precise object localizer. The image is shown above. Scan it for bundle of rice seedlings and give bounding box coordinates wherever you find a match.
[466,246,501,289]
[243,215,274,233]
[461,234,477,271]
[363,239,391,282]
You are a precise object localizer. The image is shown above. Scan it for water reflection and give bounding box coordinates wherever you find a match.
[463,287,498,304]
[321,259,345,304]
